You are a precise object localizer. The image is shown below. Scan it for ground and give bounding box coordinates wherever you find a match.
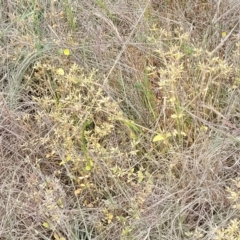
[0,1,240,239]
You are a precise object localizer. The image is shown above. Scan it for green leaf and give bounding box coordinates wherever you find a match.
[153,134,165,142]
[85,165,91,171]
[57,198,64,209]
[57,68,64,75]
[42,222,50,229]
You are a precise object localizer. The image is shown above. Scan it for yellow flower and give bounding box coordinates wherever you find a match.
[63,49,70,56]
[171,113,185,119]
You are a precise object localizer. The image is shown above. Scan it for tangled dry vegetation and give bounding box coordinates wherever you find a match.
[1,0,240,239]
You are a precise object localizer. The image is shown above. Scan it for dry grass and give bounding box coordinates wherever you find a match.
[1,0,240,239]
